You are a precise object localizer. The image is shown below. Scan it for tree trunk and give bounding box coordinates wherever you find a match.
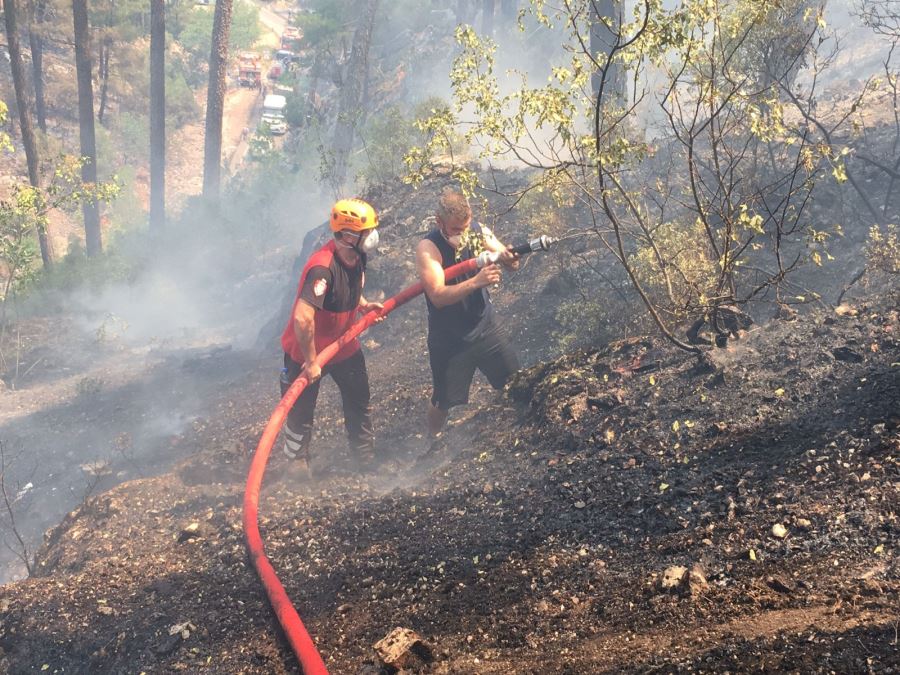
[97,38,111,124]
[481,0,494,36]
[331,0,379,194]
[28,0,47,134]
[590,0,624,102]
[150,0,165,230]
[307,50,322,118]
[202,0,234,202]
[72,0,102,256]
[5,0,52,267]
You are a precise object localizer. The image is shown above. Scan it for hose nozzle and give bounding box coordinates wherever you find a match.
[476,235,556,267]
[509,235,555,256]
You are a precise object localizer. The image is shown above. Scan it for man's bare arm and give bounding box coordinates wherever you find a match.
[415,239,500,309]
[292,300,321,379]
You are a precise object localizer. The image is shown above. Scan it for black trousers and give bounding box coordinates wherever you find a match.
[429,322,519,410]
[281,350,374,456]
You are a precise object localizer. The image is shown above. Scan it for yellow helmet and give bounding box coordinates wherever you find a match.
[330,198,377,233]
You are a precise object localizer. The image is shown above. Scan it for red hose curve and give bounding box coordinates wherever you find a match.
[243,257,479,674]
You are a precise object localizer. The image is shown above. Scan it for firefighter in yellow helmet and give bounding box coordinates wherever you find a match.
[280,198,384,473]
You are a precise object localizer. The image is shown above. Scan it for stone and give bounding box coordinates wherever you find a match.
[771,523,788,539]
[832,346,863,363]
[834,304,858,317]
[374,627,434,671]
[177,522,202,543]
[795,518,812,531]
[862,579,883,596]
[660,565,688,591]
[687,564,709,595]
[766,576,794,595]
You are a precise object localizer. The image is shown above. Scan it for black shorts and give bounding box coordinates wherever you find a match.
[429,324,519,410]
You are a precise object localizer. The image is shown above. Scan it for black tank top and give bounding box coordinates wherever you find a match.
[424,222,494,345]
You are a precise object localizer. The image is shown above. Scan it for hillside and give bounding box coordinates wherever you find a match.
[0,172,896,672]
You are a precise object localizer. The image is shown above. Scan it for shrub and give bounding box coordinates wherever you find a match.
[867,224,900,277]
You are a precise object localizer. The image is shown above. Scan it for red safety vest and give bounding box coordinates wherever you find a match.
[281,240,362,365]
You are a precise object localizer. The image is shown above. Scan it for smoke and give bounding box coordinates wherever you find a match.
[0,158,338,583]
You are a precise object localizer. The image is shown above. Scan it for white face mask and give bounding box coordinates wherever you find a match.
[360,228,379,254]
[339,229,379,255]
[443,231,462,249]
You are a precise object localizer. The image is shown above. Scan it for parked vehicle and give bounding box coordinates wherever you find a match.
[275,49,300,65]
[261,94,287,135]
[237,52,262,88]
[281,27,302,52]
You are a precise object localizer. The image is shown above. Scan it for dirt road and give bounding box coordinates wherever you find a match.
[152,2,287,207]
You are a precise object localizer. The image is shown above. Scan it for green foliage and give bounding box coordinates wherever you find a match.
[75,376,104,399]
[166,67,201,127]
[284,86,309,128]
[295,0,355,47]
[230,0,263,52]
[106,166,146,232]
[553,296,618,351]
[113,112,149,163]
[0,149,121,306]
[177,0,260,62]
[357,98,458,188]
[867,224,900,276]
[0,102,13,153]
[91,0,148,42]
[408,0,860,345]
[0,188,42,303]
[248,126,277,163]
[733,0,823,91]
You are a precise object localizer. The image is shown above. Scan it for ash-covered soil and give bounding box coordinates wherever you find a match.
[0,171,897,674]
[0,277,897,673]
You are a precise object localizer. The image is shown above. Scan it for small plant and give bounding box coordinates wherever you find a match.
[95,313,129,343]
[248,128,276,161]
[867,224,900,276]
[0,440,35,577]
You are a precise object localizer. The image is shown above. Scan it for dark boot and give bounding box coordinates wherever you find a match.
[351,439,378,473]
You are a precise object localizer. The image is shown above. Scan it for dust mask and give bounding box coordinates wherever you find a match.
[340,229,379,255]
[443,231,462,249]
[359,228,379,254]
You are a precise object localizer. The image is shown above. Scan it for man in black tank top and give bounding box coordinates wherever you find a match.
[415,189,521,437]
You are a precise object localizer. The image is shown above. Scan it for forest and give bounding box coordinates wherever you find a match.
[0,0,897,672]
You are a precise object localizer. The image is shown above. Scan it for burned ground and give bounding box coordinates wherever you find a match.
[0,263,896,672]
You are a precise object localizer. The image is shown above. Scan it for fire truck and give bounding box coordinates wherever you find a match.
[237,52,262,89]
[281,27,302,52]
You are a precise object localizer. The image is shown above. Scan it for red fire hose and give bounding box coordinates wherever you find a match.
[243,257,480,674]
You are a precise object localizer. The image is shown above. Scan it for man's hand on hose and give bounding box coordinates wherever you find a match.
[301,362,322,382]
[498,248,520,271]
[359,299,386,323]
[474,263,502,288]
